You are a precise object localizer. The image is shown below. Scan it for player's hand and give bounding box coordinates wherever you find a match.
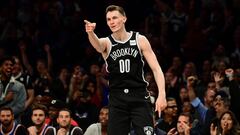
[84,20,96,33]
[155,96,167,117]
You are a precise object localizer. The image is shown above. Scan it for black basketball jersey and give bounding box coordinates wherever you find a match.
[106,31,148,89]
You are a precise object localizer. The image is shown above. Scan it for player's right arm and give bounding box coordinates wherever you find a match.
[84,20,108,53]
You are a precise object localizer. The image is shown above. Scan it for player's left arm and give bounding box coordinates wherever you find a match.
[138,34,167,116]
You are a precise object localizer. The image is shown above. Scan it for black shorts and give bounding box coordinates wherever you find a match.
[107,88,154,135]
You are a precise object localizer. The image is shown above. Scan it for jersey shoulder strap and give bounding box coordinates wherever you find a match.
[108,35,117,44]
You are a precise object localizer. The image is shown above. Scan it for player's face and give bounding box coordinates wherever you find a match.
[32,109,46,126]
[106,10,126,33]
[0,110,14,127]
[57,111,71,128]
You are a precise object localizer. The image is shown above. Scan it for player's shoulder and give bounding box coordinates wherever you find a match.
[134,32,147,40]
[100,37,111,45]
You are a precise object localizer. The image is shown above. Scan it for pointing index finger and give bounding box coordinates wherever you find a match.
[84,20,91,24]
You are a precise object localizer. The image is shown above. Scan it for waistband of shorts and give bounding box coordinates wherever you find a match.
[110,88,147,93]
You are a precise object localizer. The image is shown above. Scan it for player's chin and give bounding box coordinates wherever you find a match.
[110,27,119,32]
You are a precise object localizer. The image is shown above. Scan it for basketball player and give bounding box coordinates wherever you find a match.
[84,5,167,135]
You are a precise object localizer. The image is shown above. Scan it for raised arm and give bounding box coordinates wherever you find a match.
[138,34,167,116]
[84,20,108,54]
[43,44,53,72]
[187,76,208,123]
[18,41,33,75]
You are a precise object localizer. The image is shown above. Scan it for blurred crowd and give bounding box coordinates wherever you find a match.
[0,0,240,134]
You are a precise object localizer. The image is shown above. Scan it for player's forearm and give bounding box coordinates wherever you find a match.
[87,32,104,53]
[153,69,166,98]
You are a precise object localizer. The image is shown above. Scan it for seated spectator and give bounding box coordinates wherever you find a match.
[12,56,34,110]
[167,113,200,135]
[28,104,56,135]
[157,97,178,133]
[210,110,240,135]
[50,66,70,102]
[12,56,35,127]
[187,75,231,135]
[56,108,83,135]
[0,56,27,123]
[84,106,108,135]
[0,106,28,135]
[45,99,78,128]
[69,90,99,132]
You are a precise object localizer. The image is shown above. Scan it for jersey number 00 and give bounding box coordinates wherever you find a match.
[119,59,130,73]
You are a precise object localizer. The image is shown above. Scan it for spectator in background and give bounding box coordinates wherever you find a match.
[18,39,35,76]
[84,106,108,135]
[12,56,35,127]
[167,112,200,135]
[225,68,240,122]
[202,89,216,109]
[210,110,240,135]
[230,25,240,68]
[33,44,53,98]
[68,64,87,103]
[28,104,56,135]
[178,87,189,107]
[12,56,34,111]
[50,66,70,102]
[180,62,197,85]
[83,79,102,108]
[96,63,109,107]
[168,0,188,55]
[168,56,183,77]
[187,75,231,135]
[165,70,181,102]
[157,97,178,133]
[211,44,230,72]
[88,63,101,84]
[0,107,28,135]
[0,56,27,123]
[46,99,78,128]
[69,90,99,132]
[57,108,83,135]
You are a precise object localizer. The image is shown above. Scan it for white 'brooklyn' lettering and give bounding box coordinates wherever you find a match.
[110,48,138,60]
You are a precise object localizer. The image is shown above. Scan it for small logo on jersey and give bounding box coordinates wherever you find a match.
[112,43,118,47]
[124,89,129,93]
[144,126,153,135]
[130,40,136,46]
[145,95,150,99]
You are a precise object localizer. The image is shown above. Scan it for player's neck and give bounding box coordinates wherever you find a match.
[112,28,130,42]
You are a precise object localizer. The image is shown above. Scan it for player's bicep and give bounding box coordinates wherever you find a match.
[139,36,158,69]
[100,38,111,59]
[99,38,109,52]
